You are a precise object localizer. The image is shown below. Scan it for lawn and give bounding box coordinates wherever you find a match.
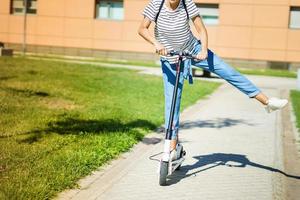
[22,54,297,78]
[0,57,220,199]
[290,90,300,134]
[237,68,297,79]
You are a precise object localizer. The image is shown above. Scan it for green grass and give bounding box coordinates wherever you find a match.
[0,56,220,199]
[22,54,297,79]
[237,68,297,78]
[22,53,161,68]
[290,90,300,133]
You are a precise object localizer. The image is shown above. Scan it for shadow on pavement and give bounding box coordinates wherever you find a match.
[180,118,256,130]
[167,153,300,185]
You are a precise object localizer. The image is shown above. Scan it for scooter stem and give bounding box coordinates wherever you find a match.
[165,56,183,140]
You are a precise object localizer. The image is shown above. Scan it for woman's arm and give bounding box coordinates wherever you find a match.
[192,16,208,60]
[138,17,167,56]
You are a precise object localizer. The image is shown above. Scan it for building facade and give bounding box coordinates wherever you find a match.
[0,0,300,68]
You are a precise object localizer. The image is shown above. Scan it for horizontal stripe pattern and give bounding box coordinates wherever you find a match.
[142,0,200,63]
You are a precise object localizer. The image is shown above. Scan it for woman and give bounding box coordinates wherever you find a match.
[138,0,288,152]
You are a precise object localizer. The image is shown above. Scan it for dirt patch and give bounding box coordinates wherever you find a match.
[42,98,80,110]
[0,164,7,173]
[281,90,300,200]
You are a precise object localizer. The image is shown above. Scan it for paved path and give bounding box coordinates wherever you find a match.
[56,65,298,200]
[34,56,298,199]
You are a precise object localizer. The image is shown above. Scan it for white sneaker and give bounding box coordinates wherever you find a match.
[171,144,184,161]
[265,97,288,113]
[170,149,177,161]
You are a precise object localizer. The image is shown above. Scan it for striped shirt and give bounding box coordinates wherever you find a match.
[142,0,200,63]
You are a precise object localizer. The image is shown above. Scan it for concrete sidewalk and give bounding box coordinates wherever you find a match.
[57,73,298,200]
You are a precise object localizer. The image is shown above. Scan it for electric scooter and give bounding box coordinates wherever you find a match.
[159,50,196,186]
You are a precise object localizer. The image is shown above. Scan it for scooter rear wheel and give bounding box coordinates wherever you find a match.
[159,161,168,186]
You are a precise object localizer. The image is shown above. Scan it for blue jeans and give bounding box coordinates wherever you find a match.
[161,42,261,140]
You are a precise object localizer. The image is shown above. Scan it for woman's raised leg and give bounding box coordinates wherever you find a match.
[191,49,288,112]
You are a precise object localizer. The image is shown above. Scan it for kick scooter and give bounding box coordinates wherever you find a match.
[159,50,196,186]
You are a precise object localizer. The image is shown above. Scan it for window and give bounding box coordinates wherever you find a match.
[11,0,37,15]
[95,0,124,20]
[196,4,219,25]
[289,7,300,29]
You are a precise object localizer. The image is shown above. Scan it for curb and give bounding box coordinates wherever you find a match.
[280,89,300,200]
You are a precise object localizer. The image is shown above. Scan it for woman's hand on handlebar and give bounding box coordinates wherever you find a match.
[195,49,208,60]
[154,41,167,56]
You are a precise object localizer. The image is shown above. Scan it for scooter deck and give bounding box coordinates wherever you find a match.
[169,157,185,175]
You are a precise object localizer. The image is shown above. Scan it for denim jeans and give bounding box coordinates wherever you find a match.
[161,42,261,140]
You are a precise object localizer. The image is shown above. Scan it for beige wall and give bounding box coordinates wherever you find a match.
[0,0,300,62]
[203,0,300,62]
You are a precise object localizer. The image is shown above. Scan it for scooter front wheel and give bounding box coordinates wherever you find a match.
[159,161,168,186]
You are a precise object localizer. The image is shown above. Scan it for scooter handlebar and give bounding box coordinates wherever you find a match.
[167,50,197,59]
